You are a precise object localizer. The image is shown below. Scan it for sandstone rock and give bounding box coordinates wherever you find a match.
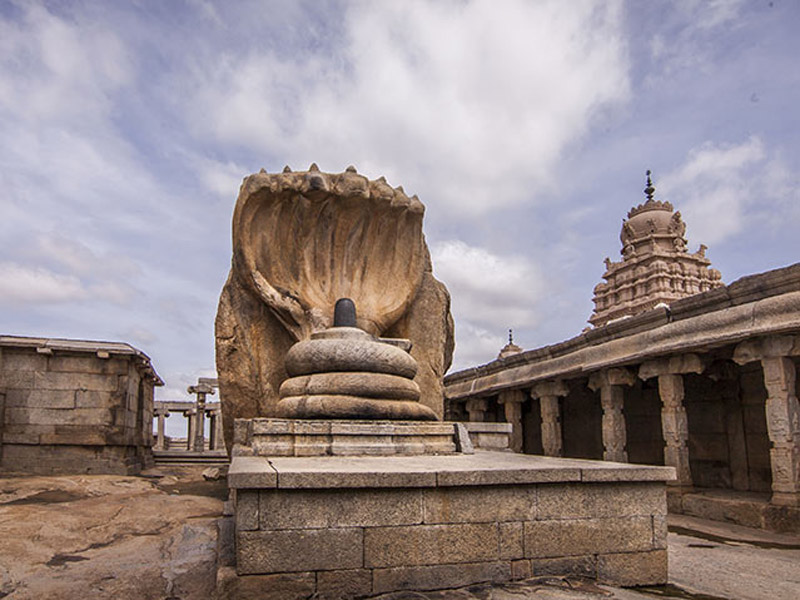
[216,167,454,446]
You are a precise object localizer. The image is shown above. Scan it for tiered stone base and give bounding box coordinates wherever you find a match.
[232,419,478,457]
[226,445,673,599]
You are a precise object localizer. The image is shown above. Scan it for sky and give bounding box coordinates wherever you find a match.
[1,0,799,410]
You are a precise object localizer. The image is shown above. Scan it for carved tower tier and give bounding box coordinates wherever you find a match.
[589,171,723,327]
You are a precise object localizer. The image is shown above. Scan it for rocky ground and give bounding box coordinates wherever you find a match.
[1,468,798,599]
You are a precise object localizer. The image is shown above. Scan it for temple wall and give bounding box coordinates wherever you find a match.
[0,342,158,475]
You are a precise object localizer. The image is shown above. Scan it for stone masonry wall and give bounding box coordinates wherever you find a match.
[0,345,155,475]
[231,481,668,598]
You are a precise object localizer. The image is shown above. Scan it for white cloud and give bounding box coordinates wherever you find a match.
[0,3,131,126]
[448,322,506,371]
[431,240,541,369]
[0,262,86,305]
[184,0,630,215]
[659,136,798,247]
[194,157,248,200]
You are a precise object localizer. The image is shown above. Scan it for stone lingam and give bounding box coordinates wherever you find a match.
[277,298,437,421]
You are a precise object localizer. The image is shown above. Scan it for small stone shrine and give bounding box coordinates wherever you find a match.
[0,335,162,475]
[218,165,673,598]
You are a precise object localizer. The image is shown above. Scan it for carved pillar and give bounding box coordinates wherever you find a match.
[531,381,568,457]
[188,381,216,453]
[640,354,706,488]
[658,374,692,487]
[465,398,489,422]
[589,368,636,462]
[735,336,800,505]
[498,389,526,453]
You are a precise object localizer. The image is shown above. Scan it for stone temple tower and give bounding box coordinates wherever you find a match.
[589,171,723,327]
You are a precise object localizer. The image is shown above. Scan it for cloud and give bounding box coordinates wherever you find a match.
[0,2,131,126]
[658,136,797,247]
[184,0,630,216]
[449,322,507,371]
[0,262,86,305]
[431,240,541,369]
[646,0,746,82]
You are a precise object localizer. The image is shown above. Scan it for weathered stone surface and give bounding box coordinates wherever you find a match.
[276,395,437,421]
[510,559,532,580]
[259,488,423,529]
[237,528,363,573]
[216,568,316,600]
[531,555,597,578]
[239,418,457,457]
[0,468,222,600]
[285,335,419,379]
[499,521,524,559]
[215,167,454,446]
[524,516,654,558]
[227,456,277,488]
[371,561,511,594]
[596,549,668,586]
[364,523,498,567]
[236,491,259,530]
[316,569,373,599]
[280,371,421,400]
[423,486,536,523]
[537,482,666,519]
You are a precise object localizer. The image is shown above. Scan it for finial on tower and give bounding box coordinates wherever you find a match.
[644,170,655,202]
[508,329,513,344]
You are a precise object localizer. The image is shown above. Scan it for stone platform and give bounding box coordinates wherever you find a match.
[227,448,674,598]
[670,487,800,534]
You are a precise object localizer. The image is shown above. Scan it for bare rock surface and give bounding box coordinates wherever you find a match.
[2,469,798,600]
[0,467,225,599]
[216,167,454,447]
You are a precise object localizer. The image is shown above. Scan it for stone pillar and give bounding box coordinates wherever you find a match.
[209,408,224,451]
[658,374,692,487]
[589,368,636,462]
[465,398,489,422]
[184,409,195,451]
[498,389,526,453]
[154,407,169,451]
[640,354,705,489]
[188,380,216,453]
[734,336,800,506]
[530,381,568,457]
